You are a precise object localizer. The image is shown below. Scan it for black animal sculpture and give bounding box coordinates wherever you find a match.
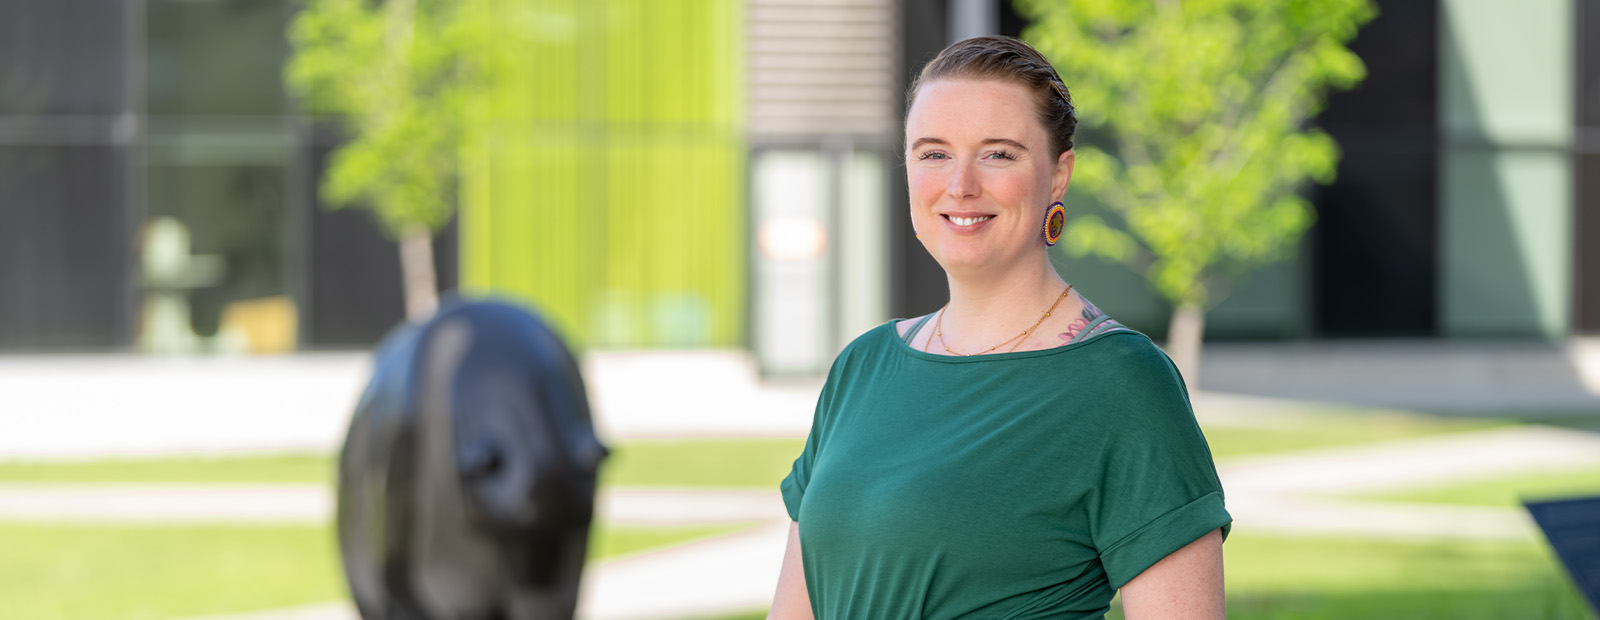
[337,299,608,620]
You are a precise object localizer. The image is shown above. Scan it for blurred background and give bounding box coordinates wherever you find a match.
[0,0,1597,619]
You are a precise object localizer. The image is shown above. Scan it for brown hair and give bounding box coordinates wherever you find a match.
[906,35,1077,157]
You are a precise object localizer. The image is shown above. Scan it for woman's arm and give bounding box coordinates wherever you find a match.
[1118,528,1225,619]
[767,521,814,620]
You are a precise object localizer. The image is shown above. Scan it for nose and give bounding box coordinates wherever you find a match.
[946,160,980,200]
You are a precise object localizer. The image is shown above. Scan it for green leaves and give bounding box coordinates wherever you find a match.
[1065,214,1139,263]
[285,0,493,239]
[1020,0,1373,310]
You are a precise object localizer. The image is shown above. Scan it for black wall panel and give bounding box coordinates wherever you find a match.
[0,1,126,116]
[0,146,127,349]
[1312,0,1440,337]
[304,127,458,348]
[0,1,131,350]
[1576,0,1599,333]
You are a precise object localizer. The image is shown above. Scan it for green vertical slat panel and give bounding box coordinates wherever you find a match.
[462,0,744,349]
[605,0,645,346]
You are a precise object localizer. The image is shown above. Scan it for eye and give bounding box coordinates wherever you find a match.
[917,151,949,161]
[985,150,1017,160]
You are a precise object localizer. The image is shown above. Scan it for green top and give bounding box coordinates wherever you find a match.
[781,319,1231,619]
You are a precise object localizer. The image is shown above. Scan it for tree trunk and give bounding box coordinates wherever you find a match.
[1165,302,1205,390]
[399,224,438,321]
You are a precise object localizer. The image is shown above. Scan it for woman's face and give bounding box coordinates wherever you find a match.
[905,79,1073,276]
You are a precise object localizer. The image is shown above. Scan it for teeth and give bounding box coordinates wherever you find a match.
[950,215,992,226]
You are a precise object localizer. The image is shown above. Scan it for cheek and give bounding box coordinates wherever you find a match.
[991,170,1043,204]
[907,169,946,208]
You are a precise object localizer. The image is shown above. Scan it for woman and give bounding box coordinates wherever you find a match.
[767,36,1229,619]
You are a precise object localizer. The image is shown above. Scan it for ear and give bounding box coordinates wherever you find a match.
[1051,149,1075,202]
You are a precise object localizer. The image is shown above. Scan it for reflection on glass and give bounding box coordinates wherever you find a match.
[142,164,291,353]
[146,0,287,117]
[0,145,124,349]
[0,0,126,116]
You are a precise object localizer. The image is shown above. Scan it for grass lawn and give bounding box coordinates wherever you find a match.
[700,533,1594,620]
[599,438,804,488]
[0,438,810,489]
[1202,410,1505,462]
[1215,533,1591,619]
[0,522,344,620]
[0,520,753,620]
[1353,466,1600,508]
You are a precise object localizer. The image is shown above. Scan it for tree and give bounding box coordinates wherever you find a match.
[286,0,492,320]
[1017,0,1374,383]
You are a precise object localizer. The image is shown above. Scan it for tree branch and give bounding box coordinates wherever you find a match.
[1206,35,1319,173]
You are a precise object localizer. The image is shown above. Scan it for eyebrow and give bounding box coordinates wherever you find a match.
[908,137,1030,151]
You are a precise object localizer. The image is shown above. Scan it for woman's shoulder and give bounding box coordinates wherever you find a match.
[1074,329,1187,389]
[1082,327,1160,359]
[893,313,934,341]
[828,320,905,365]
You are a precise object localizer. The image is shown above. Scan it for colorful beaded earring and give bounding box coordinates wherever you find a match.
[1042,201,1066,246]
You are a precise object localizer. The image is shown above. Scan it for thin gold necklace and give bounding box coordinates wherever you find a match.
[928,284,1074,356]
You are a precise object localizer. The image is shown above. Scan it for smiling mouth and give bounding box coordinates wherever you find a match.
[944,215,994,226]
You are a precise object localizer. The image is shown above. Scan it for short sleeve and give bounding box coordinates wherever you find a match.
[780,430,817,522]
[780,358,842,522]
[1087,341,1231,588]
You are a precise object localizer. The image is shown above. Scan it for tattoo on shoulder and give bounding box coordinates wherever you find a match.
[1060,295,1127,343]
[1079,295,1105,321]
[1059,317,1091,342]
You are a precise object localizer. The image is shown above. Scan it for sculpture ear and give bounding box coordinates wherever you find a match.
[458,437,505,482]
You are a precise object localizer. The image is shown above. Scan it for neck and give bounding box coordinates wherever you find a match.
[938,255,1068,348]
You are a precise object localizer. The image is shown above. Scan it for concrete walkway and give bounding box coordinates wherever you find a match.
[576,519,790,620]
[0,351,820,461]
[1202,337,1600,413]
[0,483,332,523]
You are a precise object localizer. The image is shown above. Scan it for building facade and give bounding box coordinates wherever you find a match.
[0,0,1594,363]
[0,0,456,353]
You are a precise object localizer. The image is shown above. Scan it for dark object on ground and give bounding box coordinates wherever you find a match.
[338,298,608,620]
[1525,495,1600,614]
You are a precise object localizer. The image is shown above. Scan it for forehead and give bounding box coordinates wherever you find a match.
[906,79,1043,145]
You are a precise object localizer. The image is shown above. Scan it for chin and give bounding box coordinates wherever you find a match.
[930,243,1032,276]
[930,248,1001,274]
